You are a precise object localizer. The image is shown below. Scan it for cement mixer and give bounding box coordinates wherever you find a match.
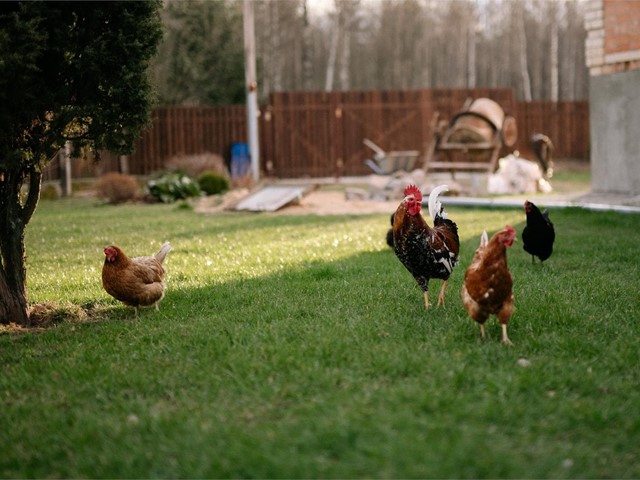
[423,97,517,174]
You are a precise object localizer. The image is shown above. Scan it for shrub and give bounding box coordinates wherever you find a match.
[146,172,201,203]
[94,173,140,204]
[165,153,229,179]
[198,171,230,195]
[40,183,60,200]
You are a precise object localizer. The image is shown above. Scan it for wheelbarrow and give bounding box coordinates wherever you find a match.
[363,138,420,175]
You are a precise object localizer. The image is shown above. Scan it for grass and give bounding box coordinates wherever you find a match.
[544,163,592,196]
[1,194,639,478]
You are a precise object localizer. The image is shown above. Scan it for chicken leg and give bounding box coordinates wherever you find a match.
[501,324,513,345]
[479,323,486,339]
[437,280,448,306]
[423,291,430,308]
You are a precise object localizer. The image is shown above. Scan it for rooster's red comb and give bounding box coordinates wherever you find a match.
[505,225,516,235]
[403,184,422,200]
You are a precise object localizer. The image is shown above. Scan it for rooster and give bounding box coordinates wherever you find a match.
[522,200,555,263]
[392,184,460,308]
[102,242,172,317]
[385,212,395,248]
[461,226,516,345]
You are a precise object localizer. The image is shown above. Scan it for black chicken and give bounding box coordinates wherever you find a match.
[522,200,555,263]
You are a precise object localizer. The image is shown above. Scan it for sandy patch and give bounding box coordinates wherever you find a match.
[195,185,399,216]
[272,189,398,216]
[194,168,425,216]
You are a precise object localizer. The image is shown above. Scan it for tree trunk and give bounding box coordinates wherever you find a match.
[0,251,29,326]
[467,12,477,88]
[517,2,532,102]
[324,17,339,91]
[338,22,350,90]
[0,168,42,326]
[549,2,559,102]
[301,0,313,90]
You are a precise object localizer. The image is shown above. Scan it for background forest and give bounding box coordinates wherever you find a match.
[151,0,588,105]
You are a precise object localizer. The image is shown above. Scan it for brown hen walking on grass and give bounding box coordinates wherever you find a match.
[102,242,171,317]
[462,227,516,345]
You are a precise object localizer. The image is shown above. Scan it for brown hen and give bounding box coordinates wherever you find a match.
[102,242,171,317]
[461,226,516,345]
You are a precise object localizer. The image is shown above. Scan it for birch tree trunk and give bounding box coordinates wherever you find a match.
[517,2,532,102]
[550,1,559,102]
[301,0,313,90]
[467,13,477,88]
[325,25,339,91]
[324,0,343,91]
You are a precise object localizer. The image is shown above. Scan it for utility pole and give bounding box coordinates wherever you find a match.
[243,0,260,183]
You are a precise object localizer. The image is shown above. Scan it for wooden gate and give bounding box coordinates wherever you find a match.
[265,88,516,178]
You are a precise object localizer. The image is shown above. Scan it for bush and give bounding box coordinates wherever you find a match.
[198,171,230,195]
[146,172,201,203]
[40,183,60,200]
[165,153,229,179]
[94,173,140,204]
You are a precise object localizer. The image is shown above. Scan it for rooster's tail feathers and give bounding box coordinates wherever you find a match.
[480,230,488,248]
[428,184,449,221]
[155,242,172,264]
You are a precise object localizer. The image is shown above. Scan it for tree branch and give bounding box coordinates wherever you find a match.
[20,167,42,225]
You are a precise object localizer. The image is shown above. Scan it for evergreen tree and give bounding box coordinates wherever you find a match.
[0,1,163,326]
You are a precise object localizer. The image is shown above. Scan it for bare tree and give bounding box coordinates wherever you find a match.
[467,7,478,88]
[301,0,314,89]
[549,1,559,101]
[561,0,588,100]
[324,2,341,91]
[150,0,589,102]
[514,1,533,101]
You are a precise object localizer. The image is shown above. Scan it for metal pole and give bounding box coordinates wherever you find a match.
[243,0,260,183]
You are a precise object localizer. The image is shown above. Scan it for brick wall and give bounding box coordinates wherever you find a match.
[585,0,640,75]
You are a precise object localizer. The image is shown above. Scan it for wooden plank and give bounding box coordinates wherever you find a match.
[427,161,493,170]
[234,185,308,212]
[437,142,497,150]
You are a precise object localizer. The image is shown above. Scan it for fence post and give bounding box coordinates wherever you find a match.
[61,141,72,197]
[119,155,129,175]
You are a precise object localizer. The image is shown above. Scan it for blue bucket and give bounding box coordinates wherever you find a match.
[230,142,250,178]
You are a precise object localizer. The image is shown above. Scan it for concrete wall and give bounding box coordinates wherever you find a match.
[585,0,640,195]
[589,68,640,194]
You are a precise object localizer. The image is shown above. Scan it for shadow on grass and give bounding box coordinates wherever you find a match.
[13,246,475,337]
[13,211,534,340]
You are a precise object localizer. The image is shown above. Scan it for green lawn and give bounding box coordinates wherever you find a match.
[1,196,639,478]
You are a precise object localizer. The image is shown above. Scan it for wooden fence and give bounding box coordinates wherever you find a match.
[515,101,590,160]
[42,88,589,181]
